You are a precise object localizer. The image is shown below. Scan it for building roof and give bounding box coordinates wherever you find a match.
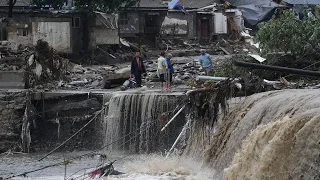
[130,0,219,9]
[132,0,167,8]
[0,0,30,7]
[183,0,218,9]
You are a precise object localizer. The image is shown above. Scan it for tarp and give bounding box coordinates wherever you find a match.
[174,4,183,10]
[168,0,180,9]
[282,0,320,4]
[228,0,286,26]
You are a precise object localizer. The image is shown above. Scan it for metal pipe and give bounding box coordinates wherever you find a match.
[161,105,185,132]
[165,119,190,158]
[196,76,240,81]
[234,61,320,77]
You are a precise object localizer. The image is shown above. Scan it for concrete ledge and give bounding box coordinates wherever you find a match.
[31,89,187,100]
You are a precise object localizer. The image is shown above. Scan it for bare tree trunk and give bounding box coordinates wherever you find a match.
[8,0,17,18]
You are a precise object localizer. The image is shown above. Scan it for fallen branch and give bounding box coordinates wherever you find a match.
[38,108,105,161]
[219,46,231,55]
[96,46,116,59]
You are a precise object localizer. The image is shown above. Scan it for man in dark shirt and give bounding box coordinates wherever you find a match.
[131,50,146,87]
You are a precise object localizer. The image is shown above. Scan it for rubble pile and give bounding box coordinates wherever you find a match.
[142,55,234,88]
[157,36,258,56]
[0,57,25,71]
[57,65,120,90]
[0,39,124,90]
[0,41,27,71]
[25,40,72,88]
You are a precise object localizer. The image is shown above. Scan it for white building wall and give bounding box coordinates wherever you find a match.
[213,12,227,34]
[94,28,119,45]
[32,22,71,53]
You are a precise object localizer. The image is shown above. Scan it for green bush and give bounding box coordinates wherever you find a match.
[256,10,320,57]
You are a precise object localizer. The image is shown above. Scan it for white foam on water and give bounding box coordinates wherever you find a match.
[117,154,217,180]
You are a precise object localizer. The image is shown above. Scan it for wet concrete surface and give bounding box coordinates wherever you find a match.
[31,84,190,100]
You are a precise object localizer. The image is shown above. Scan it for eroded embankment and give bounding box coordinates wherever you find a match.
[185,89,320,179]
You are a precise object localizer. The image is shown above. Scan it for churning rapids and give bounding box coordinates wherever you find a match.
[1,89,320,180]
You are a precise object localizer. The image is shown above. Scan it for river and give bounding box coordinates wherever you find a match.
[1,89,320,180]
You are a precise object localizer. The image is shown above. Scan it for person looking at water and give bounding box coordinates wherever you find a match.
[157,52,168,91]
[166,53,174,91]
[199,49,213,75]
[131,50,146,87]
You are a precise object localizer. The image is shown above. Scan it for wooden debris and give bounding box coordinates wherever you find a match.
[219,46,231,55]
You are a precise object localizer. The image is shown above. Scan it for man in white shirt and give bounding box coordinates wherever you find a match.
[157,52,168,91]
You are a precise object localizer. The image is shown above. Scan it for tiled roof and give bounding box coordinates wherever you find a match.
[0,0,30,7]
[183,0,218,8]
[133,0,219,9]
[134,0,167,8]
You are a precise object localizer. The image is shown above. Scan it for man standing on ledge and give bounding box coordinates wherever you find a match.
[199,49,213,75]
[131,50,146,87]
[157,52,168,91]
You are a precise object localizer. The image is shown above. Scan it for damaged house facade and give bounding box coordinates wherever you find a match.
[119,0,244,46]
[0,1,119,54]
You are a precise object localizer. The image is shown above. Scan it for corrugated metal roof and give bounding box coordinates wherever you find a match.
[95,12,118,29]
[0,0,30,7]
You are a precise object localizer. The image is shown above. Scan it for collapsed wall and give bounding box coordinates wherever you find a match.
[184,89,320,179]
[0,90,27,153]
[30,93,104,152]
[0,91,107,153]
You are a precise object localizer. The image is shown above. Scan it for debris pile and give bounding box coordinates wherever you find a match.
[157,36,258,56]
[25,40,72,88]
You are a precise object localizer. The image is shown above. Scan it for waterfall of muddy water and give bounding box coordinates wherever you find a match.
[103,91,186,153]
[183,89,320,179]
[3,89,320,180]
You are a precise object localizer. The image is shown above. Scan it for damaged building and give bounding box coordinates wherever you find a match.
[1,0,246,52]
[0,7,119,54]
[119,0,244,47]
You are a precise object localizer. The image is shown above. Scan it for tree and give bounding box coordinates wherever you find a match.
[7,0,17,18]
[256,10,320,58]
[74,0,138,13]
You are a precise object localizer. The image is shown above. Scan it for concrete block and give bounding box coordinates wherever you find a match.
[0,71,25,89]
